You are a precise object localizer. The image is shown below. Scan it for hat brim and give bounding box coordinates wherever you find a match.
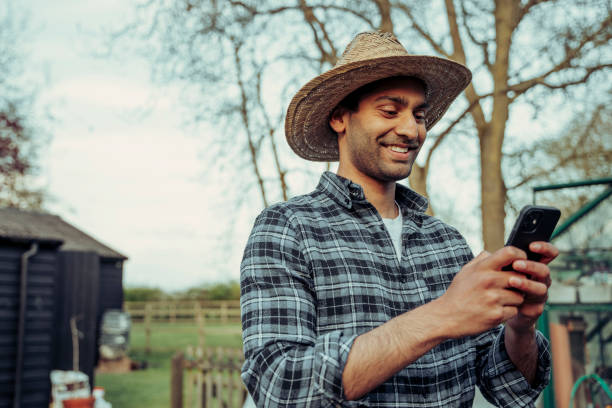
[285,55,471,161]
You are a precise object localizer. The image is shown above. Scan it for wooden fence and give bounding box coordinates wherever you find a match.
[171,347,247,408]
[124,300,241,324]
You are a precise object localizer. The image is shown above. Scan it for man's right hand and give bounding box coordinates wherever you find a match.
[343,246,538,400]
[435,247,530,338]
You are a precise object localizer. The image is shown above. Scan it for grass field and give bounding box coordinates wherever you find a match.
[95,322,243,408]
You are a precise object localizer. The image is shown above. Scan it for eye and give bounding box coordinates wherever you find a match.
[380,107,397,116]
[414,111,426,123]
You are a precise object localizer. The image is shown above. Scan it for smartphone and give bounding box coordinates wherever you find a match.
[502,205,561,270]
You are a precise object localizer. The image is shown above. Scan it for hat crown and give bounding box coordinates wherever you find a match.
[336,31,409,66]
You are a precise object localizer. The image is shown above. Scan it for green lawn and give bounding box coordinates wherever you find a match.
[95,322,243,408]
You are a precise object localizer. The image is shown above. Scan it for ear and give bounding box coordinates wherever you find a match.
[329,107,348,136]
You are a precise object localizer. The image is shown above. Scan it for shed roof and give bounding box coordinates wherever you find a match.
[0,207,127,260]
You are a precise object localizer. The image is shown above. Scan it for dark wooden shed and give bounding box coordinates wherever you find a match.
[0,208,127,407]
[0,237,62,408]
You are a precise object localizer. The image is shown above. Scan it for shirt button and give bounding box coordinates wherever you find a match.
[350,190,359,197]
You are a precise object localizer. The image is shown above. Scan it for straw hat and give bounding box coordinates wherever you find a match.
[285,31,472,161]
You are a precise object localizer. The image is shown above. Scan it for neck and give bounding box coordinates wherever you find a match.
[336,168,398,218]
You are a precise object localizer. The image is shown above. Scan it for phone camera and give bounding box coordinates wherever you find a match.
[522,211,542,233]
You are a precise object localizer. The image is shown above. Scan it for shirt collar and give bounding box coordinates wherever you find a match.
[317,171,429,213]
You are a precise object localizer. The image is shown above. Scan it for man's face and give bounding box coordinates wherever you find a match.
[331,77,428,184]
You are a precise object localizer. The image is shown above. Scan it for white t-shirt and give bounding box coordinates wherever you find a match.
[381,202,402,261]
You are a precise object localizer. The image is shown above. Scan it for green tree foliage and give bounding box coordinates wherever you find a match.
[177,281,241,301]
[205,281,241,300]
[124,282,241,301]
[123,286,167,302]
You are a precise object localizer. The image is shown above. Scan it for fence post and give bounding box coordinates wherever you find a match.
[221,302,228,324]
[195,301,206,351]
[171,351,184,408]
[170,302,177,324]
[145,302,152,355]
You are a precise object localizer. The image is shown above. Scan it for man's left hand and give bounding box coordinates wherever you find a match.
[505,241,559,333]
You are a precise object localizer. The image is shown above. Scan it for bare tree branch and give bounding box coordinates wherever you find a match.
[232,41,269,207]
[459,0,493,71]
[299,0,338,66]
[229,1,377,27]
[423,96,485,171]
[516,0,553,23]
[507,104,608,190]
[393,2,451,58]
[508,13,612,98]
[228,1,293,16]
[444,0,468,63]
[373,0,393,32]
[255,68,289,201]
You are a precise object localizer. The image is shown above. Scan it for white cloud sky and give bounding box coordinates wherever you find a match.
[13,0,553,291]
[13,0,254,291]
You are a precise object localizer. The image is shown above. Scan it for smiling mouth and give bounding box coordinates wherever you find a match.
[382,143,419,153]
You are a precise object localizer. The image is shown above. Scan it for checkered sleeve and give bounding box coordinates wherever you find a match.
[475,325,552,407]
[240,206,362,408]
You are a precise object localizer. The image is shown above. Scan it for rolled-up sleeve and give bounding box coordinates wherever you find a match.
[240,207,362,407]
[475,325,552,407]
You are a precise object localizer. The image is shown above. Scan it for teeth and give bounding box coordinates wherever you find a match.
[389,146,409,153]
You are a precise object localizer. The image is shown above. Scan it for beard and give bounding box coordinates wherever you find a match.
[347,139,419,182]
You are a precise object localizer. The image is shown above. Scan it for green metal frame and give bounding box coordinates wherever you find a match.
[532,177,612,193]
[532,177,612,240]
[551,186,612,240]
[539,304,612,408]
[533,178,612,408]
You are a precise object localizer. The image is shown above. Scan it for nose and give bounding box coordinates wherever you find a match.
[395,113,420,140]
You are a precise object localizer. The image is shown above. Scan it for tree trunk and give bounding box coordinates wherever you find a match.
[374,0,393,33]
[479,125,506,251]
[409,164,434,216]
[479,0,517,251]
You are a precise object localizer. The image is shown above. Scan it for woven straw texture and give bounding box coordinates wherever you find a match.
[285,31,472,162]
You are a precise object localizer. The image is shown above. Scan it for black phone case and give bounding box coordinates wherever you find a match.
[502,205,561,270]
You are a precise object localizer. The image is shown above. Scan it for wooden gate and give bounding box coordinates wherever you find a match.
[171,347,247,408]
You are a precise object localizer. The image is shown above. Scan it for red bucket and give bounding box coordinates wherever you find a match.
[62,397,96,408]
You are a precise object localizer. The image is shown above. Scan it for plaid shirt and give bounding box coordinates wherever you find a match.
[241,172,551,407]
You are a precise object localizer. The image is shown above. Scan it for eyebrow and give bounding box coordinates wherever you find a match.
[374,96,430,110]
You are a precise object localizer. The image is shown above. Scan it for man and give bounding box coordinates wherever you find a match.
[240,31,557,407]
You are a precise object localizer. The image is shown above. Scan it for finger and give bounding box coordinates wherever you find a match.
[517,302,545,319]
[498,288,525,306]
[529,242,559,264]
[462,251,490,269]
[473,251,491,262]
[483,246,526,271]
[511,260,551,282]
[502,306,518,322]
[508,275,548,297]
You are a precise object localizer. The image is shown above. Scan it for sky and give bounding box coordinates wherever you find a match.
[14,0,252,290]
[10,0,587,292]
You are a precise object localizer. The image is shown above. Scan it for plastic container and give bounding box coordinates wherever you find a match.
[93,386,112,408]
[63,397,95,408]
[50,370,91,408]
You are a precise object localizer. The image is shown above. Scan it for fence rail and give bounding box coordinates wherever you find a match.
[124,300,241,324]
[171,347,247,408]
